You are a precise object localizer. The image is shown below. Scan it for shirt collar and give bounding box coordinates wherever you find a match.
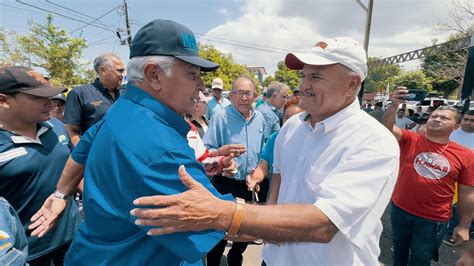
[228,103,257,122]
[263,101,277,111]
[123,83,190,137]
[301,99,360,134]
[1,121,53,145]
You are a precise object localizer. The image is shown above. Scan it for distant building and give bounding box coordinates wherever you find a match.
[246,66,267,84]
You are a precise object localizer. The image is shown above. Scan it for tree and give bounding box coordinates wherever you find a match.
[365,57,402,93]
[198,44,258,90]
[1,15,94,89]
[263,75,275,87]
[392,70,431,91]
[273,61,300,89]
[421,35,466,98]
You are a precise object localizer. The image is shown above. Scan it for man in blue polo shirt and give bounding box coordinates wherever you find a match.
[62,19,231,265]
[207,77,231,119]
[256,81,288,141]
[0,66,81,265]
[63,53,125,145]
[203,75,265,266]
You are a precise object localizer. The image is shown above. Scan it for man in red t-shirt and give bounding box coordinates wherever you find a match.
[382,87,474,265]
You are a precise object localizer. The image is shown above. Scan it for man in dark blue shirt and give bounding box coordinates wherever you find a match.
[0,66,81,265]
[63,53,125,145]
[61,19,232,265]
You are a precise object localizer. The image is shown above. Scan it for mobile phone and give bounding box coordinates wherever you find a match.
[401,89,427,101]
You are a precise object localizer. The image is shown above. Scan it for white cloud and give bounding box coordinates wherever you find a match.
[218,8,229,17]
[201,0,459,77]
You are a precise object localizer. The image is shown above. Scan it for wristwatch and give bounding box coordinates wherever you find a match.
[53,190,71,200]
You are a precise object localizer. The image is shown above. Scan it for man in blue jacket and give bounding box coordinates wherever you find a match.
[62,19,232,266]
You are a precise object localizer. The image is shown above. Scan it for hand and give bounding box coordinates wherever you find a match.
[214,144,246,157]
[222,155,237,177]
[246,170,260,192]
[389,86,408,108]
[29,194,68,237]
[131,165,234,235]
[450,225,470,246]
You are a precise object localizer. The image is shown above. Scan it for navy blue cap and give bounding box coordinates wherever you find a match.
[129,19,219,72]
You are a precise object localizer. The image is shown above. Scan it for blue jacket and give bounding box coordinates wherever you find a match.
[0,197,28,266]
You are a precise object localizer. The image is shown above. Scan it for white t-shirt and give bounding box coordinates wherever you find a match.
[395,116,414,129]
[450,128,474,150]
[262,100,400,266]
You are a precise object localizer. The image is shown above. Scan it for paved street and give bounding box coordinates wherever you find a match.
[217,206,473,265]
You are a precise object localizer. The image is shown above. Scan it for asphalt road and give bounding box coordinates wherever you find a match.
[218,206,472,265]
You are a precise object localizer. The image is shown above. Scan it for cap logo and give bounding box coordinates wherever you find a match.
[314,42,328,49]
[27,70,48,84]
[181,33,198,51]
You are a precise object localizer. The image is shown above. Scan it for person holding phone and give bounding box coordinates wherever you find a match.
[382,87,474,265]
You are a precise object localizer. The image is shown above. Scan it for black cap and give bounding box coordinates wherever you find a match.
[129,19,219,72]
[50,93,67,102]
[0,66,67,97]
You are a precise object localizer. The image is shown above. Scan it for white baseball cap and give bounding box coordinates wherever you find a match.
[285,37,367,81]
[211,77,224,90]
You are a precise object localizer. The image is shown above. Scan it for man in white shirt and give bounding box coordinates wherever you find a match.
[395,109,416,129]
[130,37,400,266]
[450,110,474,150]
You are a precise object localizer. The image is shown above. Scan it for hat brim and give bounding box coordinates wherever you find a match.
[21,85,67,98]
[175,55,219,72]
[285,52,337,70]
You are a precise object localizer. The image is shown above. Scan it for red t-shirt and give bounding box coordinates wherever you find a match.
[391,130,474,221]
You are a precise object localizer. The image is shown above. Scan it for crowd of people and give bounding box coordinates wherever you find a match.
[0,18,473,266]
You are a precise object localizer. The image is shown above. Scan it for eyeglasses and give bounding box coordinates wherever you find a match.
[232,91,255,98]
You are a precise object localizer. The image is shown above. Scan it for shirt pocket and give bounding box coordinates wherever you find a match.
[0,247,27,266]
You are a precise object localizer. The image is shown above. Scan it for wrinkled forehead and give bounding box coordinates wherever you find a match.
[430,109,457,119]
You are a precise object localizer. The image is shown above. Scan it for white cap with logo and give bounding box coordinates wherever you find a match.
[211,77,224,90]
[285,37,367,81]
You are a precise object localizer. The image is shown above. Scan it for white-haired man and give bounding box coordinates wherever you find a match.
[57,19,234,265]
[131,37,400,265]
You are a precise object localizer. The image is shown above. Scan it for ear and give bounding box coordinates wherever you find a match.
[142,63,164,92]
[0,94,12,109]
[344,74,361,97]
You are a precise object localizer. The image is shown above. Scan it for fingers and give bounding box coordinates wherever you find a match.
[30,210,43,223]
[222,154,234,166]
[133,195,176,206]
[178,165,199,189]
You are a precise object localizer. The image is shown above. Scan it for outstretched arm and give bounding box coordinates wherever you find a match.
[131,166,338,244]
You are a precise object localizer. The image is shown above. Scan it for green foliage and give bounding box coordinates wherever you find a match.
[1,15,94,89]
[273,61,300,89]
[364,57,402,93]
[263,75,275,87]
[392,70,431,91]
[198,44,258,90]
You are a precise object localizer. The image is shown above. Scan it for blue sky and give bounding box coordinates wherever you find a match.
[0,0,461,75]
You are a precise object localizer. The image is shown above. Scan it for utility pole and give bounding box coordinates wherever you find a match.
[460,34,474,112]
[123,0,132,46]
[356,0,374,103]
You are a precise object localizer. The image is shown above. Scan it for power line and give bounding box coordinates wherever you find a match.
[70,5,120,34]
[16,0,116,34]
[198,36,287,54]
[88,36,117,46]
[45,0,110,28]
[0,3,43,14]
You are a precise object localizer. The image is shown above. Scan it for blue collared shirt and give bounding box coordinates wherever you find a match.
[0,197,28,266]
[206,96,231,119]
[66,83,230,266]
[203,104,265,181]
[256,101,281,142]
[0,119,80,260]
